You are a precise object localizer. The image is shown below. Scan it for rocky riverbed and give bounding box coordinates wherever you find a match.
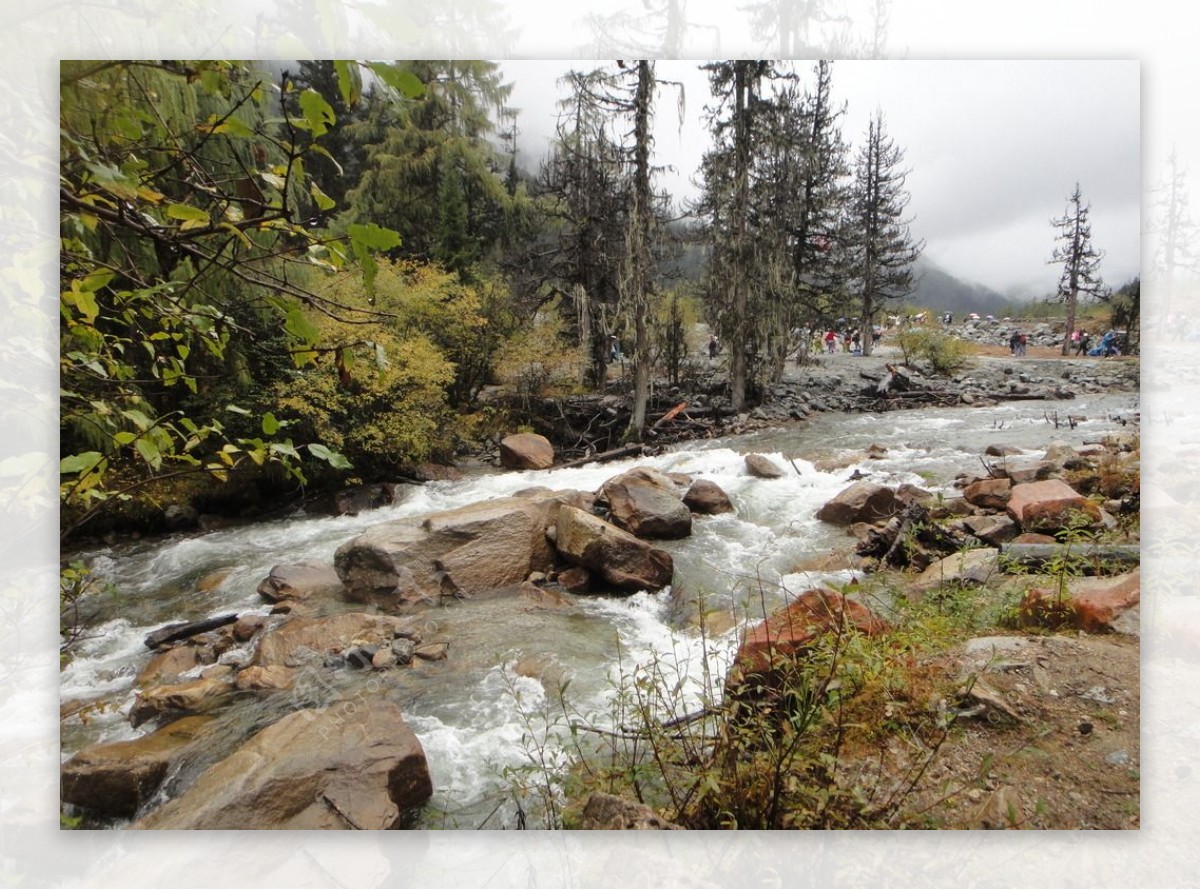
[60,345,1141,829]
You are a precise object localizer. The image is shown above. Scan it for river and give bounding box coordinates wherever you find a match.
[60,389,1139,829]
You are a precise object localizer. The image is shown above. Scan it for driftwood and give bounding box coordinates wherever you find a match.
[998,543,1140,573]
[144,613,239,650]
[985,391,1052,401]
[555,443,655,470]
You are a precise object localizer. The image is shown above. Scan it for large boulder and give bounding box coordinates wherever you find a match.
[131,701,433,829]
[816,481,902,526]
[1006,479,1102,532]
[334,495,570,602]
[61,716,215,818]
[256,561,344,604]
[731,589,888,680]
[601,480,692,540]
[553,505,673,592]
[499,433,555,470]
[682,479,735,515]
[254,612,420,668]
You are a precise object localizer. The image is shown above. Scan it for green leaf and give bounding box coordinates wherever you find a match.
[308,443,353,470]
[165,203,210,222]
[333,60,362,108]
[298,89,336,138]
[85,162,138,200]
[60,452,103,476]
[284,306,320,346]
[367,63,425,99]
[348,222,402,252]
[309,181,336,211]
[261,412,280,435]
[120,408,153,431]
[134,438,161,469]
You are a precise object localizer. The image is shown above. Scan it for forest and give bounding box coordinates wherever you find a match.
[60,59,1108,540]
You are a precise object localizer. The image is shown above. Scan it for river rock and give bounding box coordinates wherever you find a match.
[1019,568,1140,633]
[1006,479,1102,532]
[129,676,235,728]
[963,477,1012,510]
[912,548,1000,591]
[731,589,888,680]
[745,453,786,478]
[136,645,204,687]
[556,565,592,593]
[603,465,681,493]
[254,612,420,668]
[816,481,902,525]
[61,715,216,818]
[255,561,344,604]
[499,433,555,470]
[334,495,571,602]
[683,479,734,515]
[553,505,673,592]
[234,664,297,691]
[575,792,683,830]
[332,482,410,516]
[601,479,692,540]
[130,701,433,829]
[962,514,1019,546]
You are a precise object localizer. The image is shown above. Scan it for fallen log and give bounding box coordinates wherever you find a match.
[144,613,239,650]
[555,443,655,470]
[998,543,1140,574]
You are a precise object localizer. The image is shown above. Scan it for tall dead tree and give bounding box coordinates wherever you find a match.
[1050,183,1107,355]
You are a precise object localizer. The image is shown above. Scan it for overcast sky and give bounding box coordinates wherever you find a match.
[502,59,1140,299]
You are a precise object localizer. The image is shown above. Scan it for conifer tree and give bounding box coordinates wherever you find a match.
[845,111,922,356]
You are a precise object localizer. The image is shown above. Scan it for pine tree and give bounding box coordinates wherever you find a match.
[1050,183,1107,356]
[846,111,922,356]
[699,60,775,411]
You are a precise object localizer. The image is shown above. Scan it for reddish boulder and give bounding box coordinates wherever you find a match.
[963,477,1012,510]
[499,433,555,470]
[731,589,888,679]
[1019,569,1140,633]
[1006,479,1101,532]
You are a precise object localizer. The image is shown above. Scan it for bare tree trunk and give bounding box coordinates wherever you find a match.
[626,61,655,441]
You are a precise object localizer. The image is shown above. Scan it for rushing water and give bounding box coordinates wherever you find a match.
[60,391,1139,828]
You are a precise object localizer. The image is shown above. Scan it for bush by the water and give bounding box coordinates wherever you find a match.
[896,327,971,375]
